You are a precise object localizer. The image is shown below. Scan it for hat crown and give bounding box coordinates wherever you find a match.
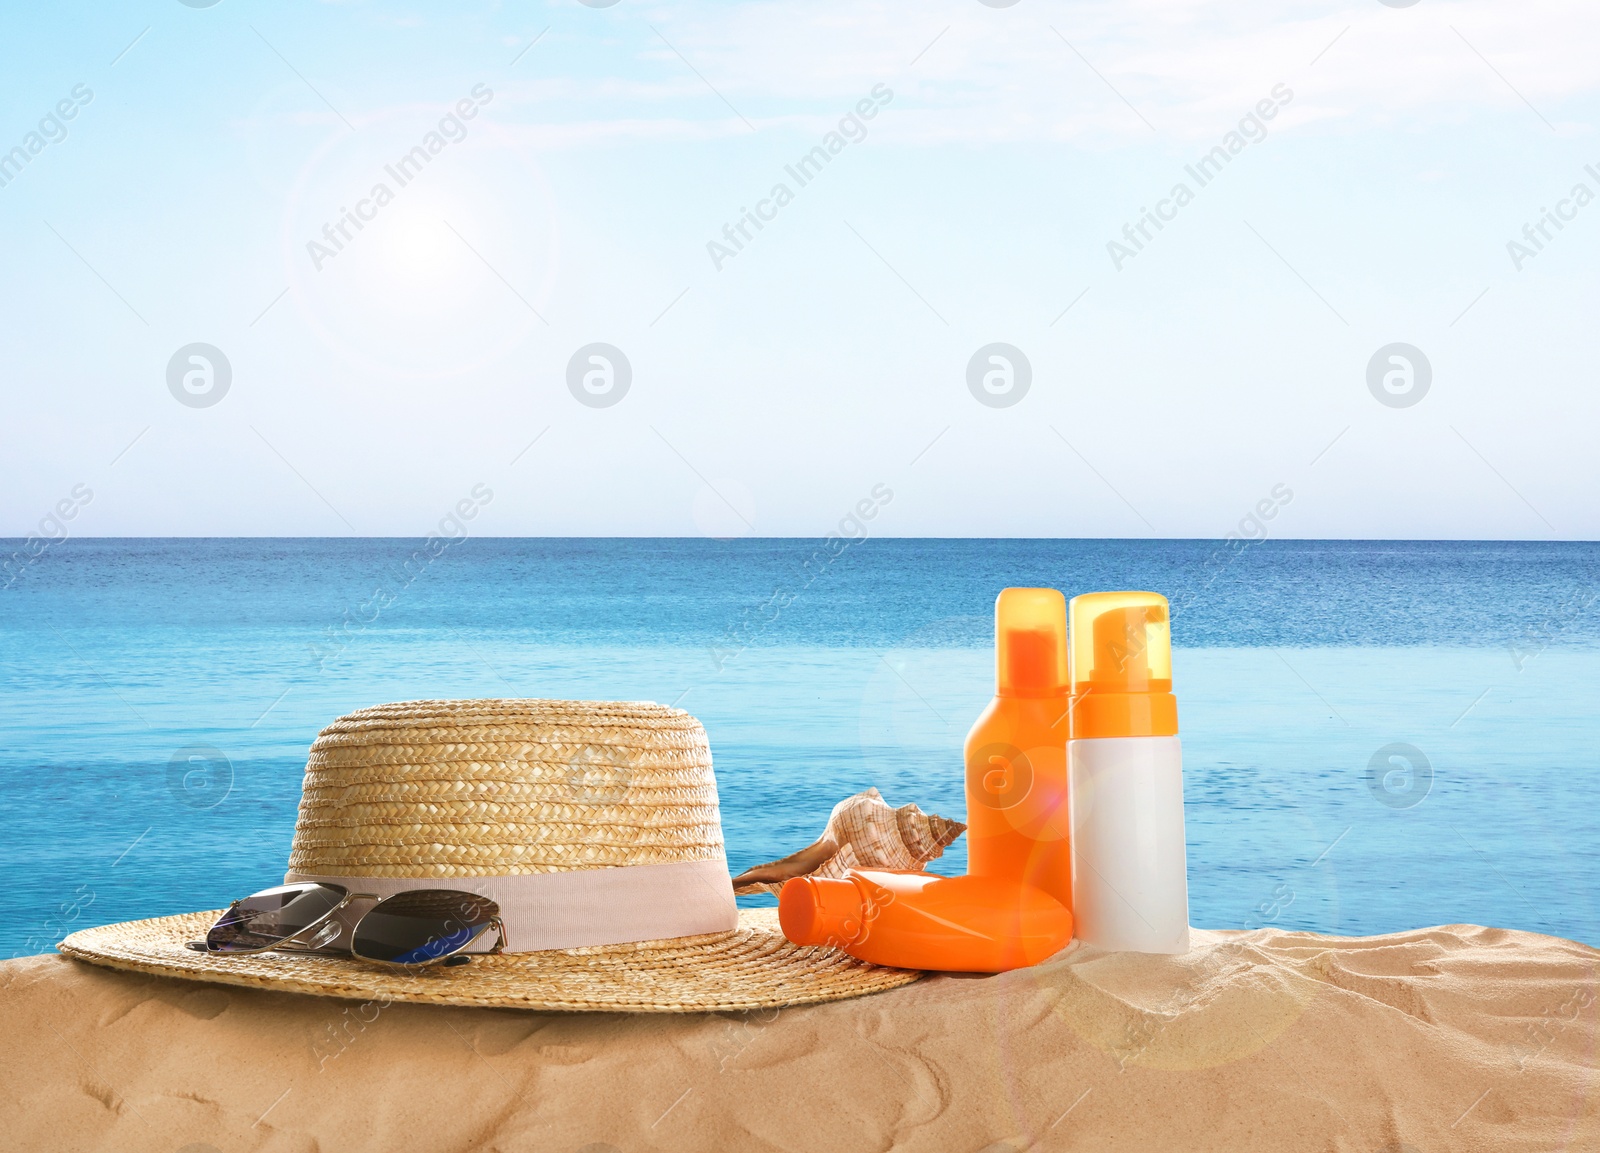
[286,699,726,878]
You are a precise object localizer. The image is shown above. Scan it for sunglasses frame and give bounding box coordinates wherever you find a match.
[189,882,508,969]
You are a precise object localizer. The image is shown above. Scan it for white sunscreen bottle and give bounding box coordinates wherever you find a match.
[1067,591,1190,954]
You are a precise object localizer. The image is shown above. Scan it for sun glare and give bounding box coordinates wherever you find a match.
[373,210,460,283]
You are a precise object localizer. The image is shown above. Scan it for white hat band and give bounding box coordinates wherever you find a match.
[285,857,739,953]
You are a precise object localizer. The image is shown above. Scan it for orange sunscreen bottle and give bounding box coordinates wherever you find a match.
[778,870,1072,972]
[1067,591,1190,954]
[963,588,1073,913]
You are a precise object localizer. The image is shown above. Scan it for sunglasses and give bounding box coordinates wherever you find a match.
[186,882,507,969]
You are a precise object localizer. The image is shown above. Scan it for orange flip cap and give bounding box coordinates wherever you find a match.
[996,588,1069,698]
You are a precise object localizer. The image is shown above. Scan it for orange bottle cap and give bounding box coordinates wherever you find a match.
[778,876,865,948]
[995,588,1068,697]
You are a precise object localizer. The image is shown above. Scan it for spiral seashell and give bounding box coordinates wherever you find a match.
[732,787,966,895]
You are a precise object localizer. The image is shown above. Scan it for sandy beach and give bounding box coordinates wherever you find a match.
[4,918,1595,1152]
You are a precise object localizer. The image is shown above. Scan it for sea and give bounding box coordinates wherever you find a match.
[2,537,1597,958]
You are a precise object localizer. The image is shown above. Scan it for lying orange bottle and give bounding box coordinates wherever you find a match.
[779,869,1073,972]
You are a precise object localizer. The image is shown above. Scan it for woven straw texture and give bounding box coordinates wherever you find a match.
[59,909,919,1012]
[289,698,726,878]
[60,699,922,1011]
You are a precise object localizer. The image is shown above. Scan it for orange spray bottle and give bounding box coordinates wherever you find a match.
[963,588,1074,913]
[774,588,1077,973]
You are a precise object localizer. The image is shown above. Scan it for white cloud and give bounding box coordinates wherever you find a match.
[485,0,1600,145]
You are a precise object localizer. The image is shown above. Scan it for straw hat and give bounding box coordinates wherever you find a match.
[60,699,919,1012]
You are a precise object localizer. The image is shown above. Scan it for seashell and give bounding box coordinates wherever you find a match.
[732,787,966,895]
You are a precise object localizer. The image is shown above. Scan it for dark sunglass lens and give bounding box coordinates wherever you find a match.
[351,890,498,965]
[206,883,345,952]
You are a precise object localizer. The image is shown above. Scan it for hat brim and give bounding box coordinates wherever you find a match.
[58,908,920,1013]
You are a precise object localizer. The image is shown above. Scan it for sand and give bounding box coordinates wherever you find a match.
[2,923,1596,1152]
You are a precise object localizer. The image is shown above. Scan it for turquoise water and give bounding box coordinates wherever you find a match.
[2,538,1597,957]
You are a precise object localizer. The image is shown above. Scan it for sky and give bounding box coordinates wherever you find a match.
[2,0,1597,539]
